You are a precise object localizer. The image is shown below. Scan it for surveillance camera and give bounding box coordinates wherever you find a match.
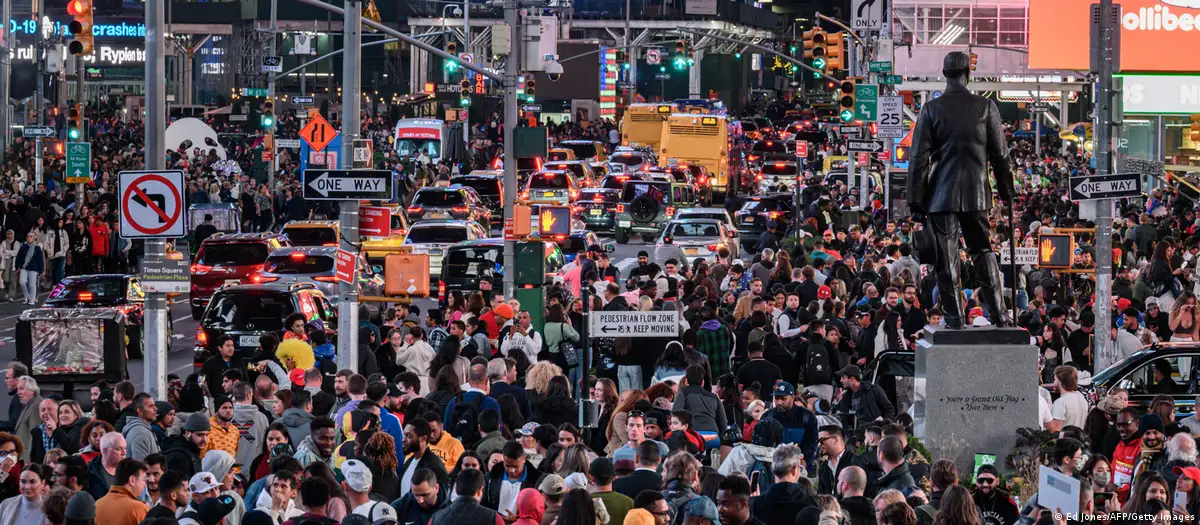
[450,6,463,16]
[546,60,564,81]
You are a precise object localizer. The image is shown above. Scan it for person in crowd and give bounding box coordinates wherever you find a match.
[93,459,148,525]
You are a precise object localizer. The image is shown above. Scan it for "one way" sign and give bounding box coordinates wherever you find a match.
[1069,173,1142,201]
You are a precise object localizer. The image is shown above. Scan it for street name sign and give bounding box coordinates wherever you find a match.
[590,310,679,337]
[880,75,903,85]
[303,169,393,200]
[847,140,884,153]
[1070,173,1142,201]
[839,126,862,137]
[23,126,55,138]
[66,142,91,184]
[869,61,892,72]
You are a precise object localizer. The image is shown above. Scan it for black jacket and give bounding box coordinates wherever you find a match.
[818,451,858,495]
[310,390,337,417]
[161,434,203,480]
[612,469,663,500]
[400,450,450,491]
[392,490,447,525]
[877,463,917,492]
[491,381,533,420]
[532,395,577,427]
[839,495,877,525]
[430,496,500,525]
[748,481,817,525]
[481,462,542,511]
[84,456,111,501]
[907,82,1014,214]
[973,489,1020,525]
[837,382,896,430]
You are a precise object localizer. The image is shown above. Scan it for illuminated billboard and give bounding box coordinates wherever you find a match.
[1029,0,1200,72]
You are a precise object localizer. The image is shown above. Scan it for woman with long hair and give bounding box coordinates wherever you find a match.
[1169,291,1199,342]
[77,420,112,464]
[532,376,576,427]
[1149,240,1181,311]
[543,304,581,383]
[586,379,619,453]
[1122,471,1170,515]
[425,365,461,416]
[557,444,592,477]
[0,464,47,525]
[556,488,597,525]
[463,294,486,325]
[304,462,349,521]
[716,373,746,460]
[446,291,467,323]
[769,255,793,291]
[931,485,982,525]
[448,451,483,499]
[604,389,648,455]
[248,422,292,482]
[875,311,909,354]
[525,362,564,407]
[428,339,470,386]
[654,342,690,384]
[496,394,526,441]
[362,432,400,502]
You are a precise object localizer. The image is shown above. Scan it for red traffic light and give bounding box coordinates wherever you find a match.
[67,0,91,16]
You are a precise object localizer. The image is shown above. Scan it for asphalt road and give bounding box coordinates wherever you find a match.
[0,233,728,408]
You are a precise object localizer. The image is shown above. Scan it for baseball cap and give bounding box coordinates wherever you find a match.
[772,382,796,397]
[343,459,374,493]
[686,496,720,522]
[193,495,237,525]
[817,285,832,300]
[189,472,221,494]
[837,365,863,379]
[538,474,566,496]
[289,368,306,387]
[353,500,398,523]
[1175,466,1200,485]
[517,422,539,436]
[387,383,403,397]
[493,303,515,319]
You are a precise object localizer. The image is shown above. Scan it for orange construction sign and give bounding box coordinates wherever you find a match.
[300,113,338,152]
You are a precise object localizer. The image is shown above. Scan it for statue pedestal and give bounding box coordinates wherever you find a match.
[914,326,1039,476]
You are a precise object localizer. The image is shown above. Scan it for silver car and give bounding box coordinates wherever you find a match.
[403,220,489,279]
[657,218,739,261]
[259,246,383,301]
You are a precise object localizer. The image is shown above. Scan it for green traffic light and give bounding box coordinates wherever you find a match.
[262,115,274,127]
[839,109,854,122]
[445,60,458,72]
[735,53,741,59]
[789,46,797,53]
[68,128,80,140]
[660,66,666,72]
[813,57,826,69]
[461,97,471,106]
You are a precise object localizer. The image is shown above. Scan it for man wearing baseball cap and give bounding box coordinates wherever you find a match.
[971,464,1019,525]
[343,459,399,523]
[762,382,818,472]
[835,365,896,430]
[178,494,237,525]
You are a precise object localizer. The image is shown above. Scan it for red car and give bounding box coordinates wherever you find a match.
[190,232,291,319]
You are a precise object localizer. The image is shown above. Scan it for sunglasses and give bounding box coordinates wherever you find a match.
[627,411,645,419]
[976,477,997,485]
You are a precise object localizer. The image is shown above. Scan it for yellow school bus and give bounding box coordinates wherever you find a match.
[659,113,729,202]
[619,103,676,154]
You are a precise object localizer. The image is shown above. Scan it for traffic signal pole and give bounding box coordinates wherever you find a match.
[34,0,44,185]
[76,56,84,211]
[144,0,169,400]
[337,0,363,369]
[502,0,519,297]
[1093,0,1116,366]
[267,0,278,208]
[0,0,10,163]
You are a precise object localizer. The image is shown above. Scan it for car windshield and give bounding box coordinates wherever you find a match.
[761,163,798,176]
[444,246,503,279]
[517,158,542,171]
[601,176,633,189]
[283,227,336,246]
[414,190,465,206]
[549,164,586,181]
[562,142,598,159]
[740,199,785,212]
[679,212,727,224]
[739,120,759,131]
[667,222,721,238]
[48,278,128,303]
[1093,351,1150,384]
[197,243,270,266]
[610,154,646,167]
[202,291,296,331]
[452,178,500,198]
[529,172,569,189]
[405,227,469,244]
[263,254,336,274]
[561,237,589,253]
[621,182,669,204]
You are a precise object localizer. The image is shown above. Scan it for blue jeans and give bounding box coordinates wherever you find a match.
[618,365,642,392]
[51,257,65,285]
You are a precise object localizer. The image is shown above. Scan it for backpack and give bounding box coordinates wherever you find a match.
[663,275,679,299]
[805,342,833,385]
[449,392,485,447]
[747,457,775,495]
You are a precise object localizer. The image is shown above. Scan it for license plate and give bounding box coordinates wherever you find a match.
[589,209,602,216]
[238,335,260,347]
[430,249,444,256]
[743,217,754,225]
[429,212,449,219]
[224,279,240,286]
[685,248,699,255]
[618,221,631,227]
[543,191,556,198]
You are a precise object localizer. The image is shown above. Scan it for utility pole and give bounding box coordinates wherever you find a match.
[75,56,84,211]
[35,0,45,185]
[144,0,169,401]
[464,0,471,153]
[0,0,11,163]
[267,0,278,197]
[625,0,635,101]
[337,0,363,368]
[1092,0,1115,370]
[501,0,519,297]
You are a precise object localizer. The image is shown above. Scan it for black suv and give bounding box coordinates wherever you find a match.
[577,174,643,231]
[613,179,693,244]
[450,173,504,217]
[734,194,795,251]
[193,282,336,367]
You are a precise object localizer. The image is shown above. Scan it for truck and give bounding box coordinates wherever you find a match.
[393,118,446,163]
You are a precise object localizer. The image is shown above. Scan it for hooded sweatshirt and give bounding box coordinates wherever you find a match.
[122,416,160,461]
[513,488,545,525]
[232,402,270,470]
[280,407,315,445]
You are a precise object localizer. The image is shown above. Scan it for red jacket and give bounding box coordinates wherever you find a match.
[88,224,110,257]
[1112,435,1141,504]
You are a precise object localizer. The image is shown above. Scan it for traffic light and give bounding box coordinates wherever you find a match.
[67,0,95,56]
[673,40,688,70]
[525,78,536,102]
[445,41,459,72]
[1190,114,1200,143]
[969,52,979,71]
[825,32,845,73]
[825,80,837,91]
[838,78,856,122]
[459,79,472,106]
[517,75,527,100]
[67,103,83,141]
[802,28,827,70]
[261,101,275,129]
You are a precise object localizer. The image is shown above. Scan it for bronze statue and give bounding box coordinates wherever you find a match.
[908,51,1015,328]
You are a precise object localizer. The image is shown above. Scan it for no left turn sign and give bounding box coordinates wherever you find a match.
[119,170,186,238]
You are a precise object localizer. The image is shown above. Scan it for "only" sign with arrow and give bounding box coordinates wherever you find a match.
[302,169,393,201]
[1069,173,1142,201]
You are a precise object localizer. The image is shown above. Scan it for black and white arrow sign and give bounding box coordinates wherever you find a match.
[1069,172,1142,201]
[847,140,884,153]
[302,169,393,200]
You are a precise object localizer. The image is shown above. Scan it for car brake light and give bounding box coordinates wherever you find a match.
[451,206,470,214]
[707,243,718,251]
[313,275,339,283]
[78,291,94,301]
[756,174,764,181]
[698,176,707,184]
[289,252,306,260]
[769,211,783,219]
[774,162,785,168]
[438,280,446,302]
[569,190,578,200]
[615,204,625,213]
[666,206,675,217]
[407,206,423,214]
[191,264,213,275]
[196,326,208,345]
[594,193,604,202]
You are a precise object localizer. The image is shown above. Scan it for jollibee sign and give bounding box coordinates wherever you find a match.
[1030,0,1200,71]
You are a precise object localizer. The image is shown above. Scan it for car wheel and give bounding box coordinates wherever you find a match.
[641,234,655,242]
[615,228,629,244]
